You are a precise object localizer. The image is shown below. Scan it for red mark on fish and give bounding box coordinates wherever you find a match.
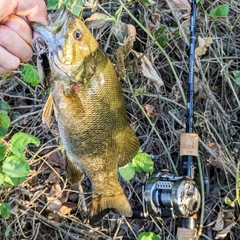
[73,84,80,93]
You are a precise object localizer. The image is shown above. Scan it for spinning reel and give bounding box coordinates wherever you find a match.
[144,172,200,220]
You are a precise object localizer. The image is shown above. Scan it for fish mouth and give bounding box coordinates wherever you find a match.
[33,30,83,83]
[32,9,67,52]
[50,48,84,83]
[33,9,82,83]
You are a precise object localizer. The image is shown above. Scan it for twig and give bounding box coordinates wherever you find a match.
[17,204,112,240]
[11,110,41,124]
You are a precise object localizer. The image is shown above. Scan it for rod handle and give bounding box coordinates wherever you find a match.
[180,133,198,157]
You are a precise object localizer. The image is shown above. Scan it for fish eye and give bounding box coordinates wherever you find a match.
[73,30,83,40]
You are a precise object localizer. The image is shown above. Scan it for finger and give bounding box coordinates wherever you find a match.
[0,25,33,63]
[0,0,49,25]
[4,15,32,45]
[0,46,20,74]
[15,0,49,25]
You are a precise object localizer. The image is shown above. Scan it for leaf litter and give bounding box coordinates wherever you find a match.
[0,0,240,239]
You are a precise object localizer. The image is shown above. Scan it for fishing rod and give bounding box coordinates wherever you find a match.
[143,0,201,238]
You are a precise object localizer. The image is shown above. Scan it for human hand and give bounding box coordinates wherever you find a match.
[0,0,49,74]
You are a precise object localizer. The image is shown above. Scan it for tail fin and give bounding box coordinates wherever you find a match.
[89,193,133,224]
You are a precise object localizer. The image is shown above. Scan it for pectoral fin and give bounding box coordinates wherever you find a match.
[42,93,54,127]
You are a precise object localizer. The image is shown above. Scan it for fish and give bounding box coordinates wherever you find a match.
[32,9,139,224]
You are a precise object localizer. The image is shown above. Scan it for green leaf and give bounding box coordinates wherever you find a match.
[115,6,123,21]
[0,101,10,113]
[3,175,26,187]
[210,5,229,19]
[157,35,168,48]
[9,111,21,122]
[65,0,84,17]
[10,132,40,159]
[231,70,240,83]
[0,171,6,185]
[0,203,11,219]
[134,86,147,96]
[21,63,40,87]
[224,196,235,207]
[140,0,155,7]
[2,155,30,178]
[47,0,84,16]
[47,0,61,9]
[4,226,11,238]
[119,162,136,181]
[0,141,7,161]
[85,13,114,29]
[137,232,161,240]
[132,153,153,173]
[0,113,10,137]
[173,29,180,38]
[138,148,143,153]
[224,196,232,205]
[128,0,135,5]
[154,26,169,47]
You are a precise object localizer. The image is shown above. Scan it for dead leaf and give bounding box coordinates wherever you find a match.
[215,222,237,239]
[195,36,213,56]
[60,202,78,215]
[207,142,224,169]
[48,212,62,222]
[46,168,61,184]
[132,50,164,88]
[152,13,161,26]
[144,104,157,118]
[168,0,191,24]
[181,18,190,28]
[170,0,191,11]
[47,196,62,211]
[84,0,98,11]
[207,142,216,148]
[47,151,66,170]
[49,183,62,197]
[114,24,136,79]
[85,13,111,29]
[60,190,70,204]
[213,210,224,231]
[208,158,223,169]
[47,183,63,211]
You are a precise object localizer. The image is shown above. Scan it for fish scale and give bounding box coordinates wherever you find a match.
[33,8,139,224]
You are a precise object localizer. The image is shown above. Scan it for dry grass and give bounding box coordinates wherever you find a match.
[0,0,240,239]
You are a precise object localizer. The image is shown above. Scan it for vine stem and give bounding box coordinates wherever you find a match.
[197,155,204,239]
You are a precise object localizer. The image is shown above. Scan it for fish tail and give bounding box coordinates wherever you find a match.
[89,193,132,224]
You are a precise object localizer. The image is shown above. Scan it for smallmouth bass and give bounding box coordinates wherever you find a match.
[33,9,139,223]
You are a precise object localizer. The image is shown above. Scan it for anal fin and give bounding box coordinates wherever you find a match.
[66,156,84,184]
